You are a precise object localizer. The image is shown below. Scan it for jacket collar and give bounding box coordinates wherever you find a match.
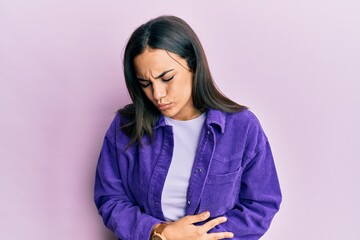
[205,109,226,134]
[154,109,226,134]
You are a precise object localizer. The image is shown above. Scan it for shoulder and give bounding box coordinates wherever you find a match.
[226,109,260,125]
[212,109,263,133]
[221,109,268,151]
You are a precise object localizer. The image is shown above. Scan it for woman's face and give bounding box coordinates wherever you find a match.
[134,48,200,120]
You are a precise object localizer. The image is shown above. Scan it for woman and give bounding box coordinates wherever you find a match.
[94,15,281,240]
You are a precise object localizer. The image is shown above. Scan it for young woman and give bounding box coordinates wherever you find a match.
[94,15,282,240]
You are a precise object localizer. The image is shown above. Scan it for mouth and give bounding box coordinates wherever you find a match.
[157,103,172,111]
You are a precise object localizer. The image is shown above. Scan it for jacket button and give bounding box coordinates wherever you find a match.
[196,168,202,173]
[187,200,191,205]
[207,130,210,135]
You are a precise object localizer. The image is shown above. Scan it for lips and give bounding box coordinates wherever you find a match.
[157,103,172,111]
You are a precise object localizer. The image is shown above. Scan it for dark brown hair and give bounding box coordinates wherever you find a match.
[119,15,247,146]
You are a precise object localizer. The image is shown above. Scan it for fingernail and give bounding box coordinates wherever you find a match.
[204,211,210,217]
[222,217,227,222]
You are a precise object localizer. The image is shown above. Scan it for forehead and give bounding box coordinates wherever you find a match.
[133,48,180,75]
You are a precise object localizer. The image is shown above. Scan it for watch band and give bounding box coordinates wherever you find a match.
[151,223,167,240]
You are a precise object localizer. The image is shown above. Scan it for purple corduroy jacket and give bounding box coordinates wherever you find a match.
[94,108,282,240]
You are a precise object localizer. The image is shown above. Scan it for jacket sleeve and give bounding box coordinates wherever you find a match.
[209,130,282,239]
[94,123,161,240]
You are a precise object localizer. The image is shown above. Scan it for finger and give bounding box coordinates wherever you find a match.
[207,231,234,239]
[200,216,228,232]
[184,211,210,224]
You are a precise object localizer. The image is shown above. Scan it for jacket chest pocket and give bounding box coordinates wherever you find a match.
[209,153,243,175]
[198,166,243,217]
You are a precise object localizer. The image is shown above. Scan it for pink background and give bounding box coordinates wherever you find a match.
[1,0,359,239]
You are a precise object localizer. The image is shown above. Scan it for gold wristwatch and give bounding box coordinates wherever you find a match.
[151,223,167,240]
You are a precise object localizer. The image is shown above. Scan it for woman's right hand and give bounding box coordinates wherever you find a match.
[161,211,234,240]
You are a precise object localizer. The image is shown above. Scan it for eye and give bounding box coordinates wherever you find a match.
[140,81,152,88]
[137,78,152,88]
[163,76,174,82]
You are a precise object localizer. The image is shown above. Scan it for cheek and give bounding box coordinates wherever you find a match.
[182,78,193,97]
[168,75,193,100]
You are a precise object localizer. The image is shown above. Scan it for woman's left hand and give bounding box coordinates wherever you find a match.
[160,211,234,240]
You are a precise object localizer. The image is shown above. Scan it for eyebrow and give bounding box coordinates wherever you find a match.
[137,69,175,81]
[155,69,174,79]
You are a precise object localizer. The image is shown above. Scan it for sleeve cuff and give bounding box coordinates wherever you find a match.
[132,214,162,240]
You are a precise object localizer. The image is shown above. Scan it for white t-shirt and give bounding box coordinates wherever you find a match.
[162,113,206,221]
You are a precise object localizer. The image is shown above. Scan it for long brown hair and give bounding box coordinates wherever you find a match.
[119,15,247,146]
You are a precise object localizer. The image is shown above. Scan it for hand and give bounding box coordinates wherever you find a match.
[162,211,234,240]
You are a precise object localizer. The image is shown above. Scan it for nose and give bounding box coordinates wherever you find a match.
[152,82,166,102]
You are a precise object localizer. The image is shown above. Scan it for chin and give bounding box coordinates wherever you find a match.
[164,111,182,120]
[164,112,177,119]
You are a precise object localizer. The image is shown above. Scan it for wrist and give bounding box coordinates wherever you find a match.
[150,223,167,240]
